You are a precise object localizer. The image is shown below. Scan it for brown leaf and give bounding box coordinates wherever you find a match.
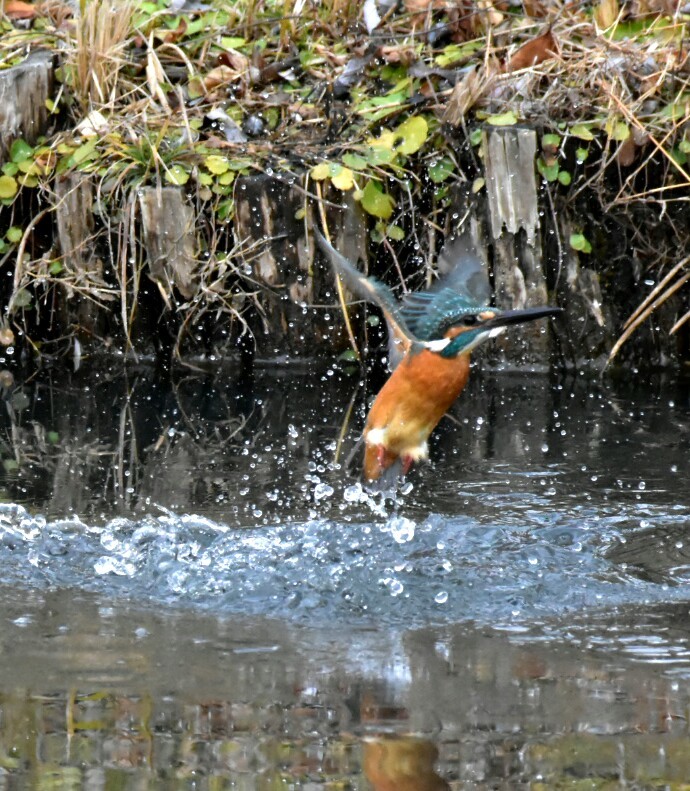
[379,45,416,65]
[507,29,558,71]
[523,0,548,17]
[164,16,187,44]
[217,49,249,71]
[4,0,37,19]
[617,136,637,167]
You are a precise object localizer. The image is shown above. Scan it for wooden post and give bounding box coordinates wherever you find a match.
[55,173,103,334]
[138,187,197,300]
[483,126,551,365]
[0,51,55,159]
[234,174,360,358]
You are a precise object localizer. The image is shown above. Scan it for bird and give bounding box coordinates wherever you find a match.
[314,228,561,482]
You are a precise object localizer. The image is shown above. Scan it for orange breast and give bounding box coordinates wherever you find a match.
[363,350,470,479]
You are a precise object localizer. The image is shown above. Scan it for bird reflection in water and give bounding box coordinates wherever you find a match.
[363,735,450,791]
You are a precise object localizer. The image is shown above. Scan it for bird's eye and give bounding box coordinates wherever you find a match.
[463,315,479,326]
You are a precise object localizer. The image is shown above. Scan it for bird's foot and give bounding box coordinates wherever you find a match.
[401,455,414,476]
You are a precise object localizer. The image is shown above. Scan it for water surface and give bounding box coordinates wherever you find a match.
[0,365,688,787]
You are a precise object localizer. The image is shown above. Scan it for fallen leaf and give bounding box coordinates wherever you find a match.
[508,29,558,71]
[164,16,187,44]
[617,136,637,166]
[522,0,548,17]
[4,0,37,19]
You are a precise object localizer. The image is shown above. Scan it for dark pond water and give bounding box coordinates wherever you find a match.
[0,363,689,788]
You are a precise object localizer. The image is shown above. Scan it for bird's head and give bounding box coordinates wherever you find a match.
[426,306,562,358]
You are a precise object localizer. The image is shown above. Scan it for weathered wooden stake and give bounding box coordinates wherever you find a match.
[138,187,197,300]
[483,126,551,364]
[0,51,55,159]
[234,174,362,358]
[55,173,103,333]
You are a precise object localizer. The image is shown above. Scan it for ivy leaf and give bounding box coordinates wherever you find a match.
[342,153,368,170]
[537,158,559,182]
[165,164,190,185]
[571,124,594,141]
[386,224,405,241]
[542,133,561,148]
[331,166,354,191]
[576,147,589,163]
[395,116,428,155]
[204,155,230,175]
[0,176,18,200]
[486,111,518,126]
[6,227,22,244]
[360,180,394,219]
[605,120,630,141]
[570,233,592,254]
[557,170,572,186]
[310,162,331,180]
[428,157,454,184]
[10,139,33,163]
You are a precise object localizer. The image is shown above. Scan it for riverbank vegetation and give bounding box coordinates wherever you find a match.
[1,0,689,364]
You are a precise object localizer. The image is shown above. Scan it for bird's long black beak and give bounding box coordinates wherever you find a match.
[486,306,563,329]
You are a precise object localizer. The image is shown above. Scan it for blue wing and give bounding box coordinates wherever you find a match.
[400,235,491,340]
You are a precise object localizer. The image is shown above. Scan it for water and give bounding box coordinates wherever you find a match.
[0,365,690,786]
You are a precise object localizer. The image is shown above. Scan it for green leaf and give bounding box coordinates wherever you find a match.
[2,459,18,473]
[537,158,559,182]
[49,261,63,275]
[216,199,234,221]
[570,233,592,254]
[2,162,18,177]
[331,166,354,191]
[427,157,454,184]
[342,153,368,170]
[47,431,60,444]
[219,36,247,49]
[12,289,32,308]
[366,314,380,326]
[10,139,33,163]
[679,139,690,154]
[434,40,483,68]
[0,176,18,200]
[360,180,394,219]
[386,224,405,241]
[571,124,595,141]
[557,170,572,186]
[486,111,518,126]
[204,155,230,175]
[576,147,589,163]
[365,146,396,166]
[5,227,22,244]
[469,128,483,146]
[164,164,190,185]
[605,120,630,142]
[310,162,330,180]
[542,133,561,148]
[338,349,358,362]
[69,137,98,167]
[395,116,428,155]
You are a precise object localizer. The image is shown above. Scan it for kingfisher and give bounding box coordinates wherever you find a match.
[314,228,561,482]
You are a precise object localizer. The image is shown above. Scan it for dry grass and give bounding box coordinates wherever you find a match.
[66,0,136,111]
